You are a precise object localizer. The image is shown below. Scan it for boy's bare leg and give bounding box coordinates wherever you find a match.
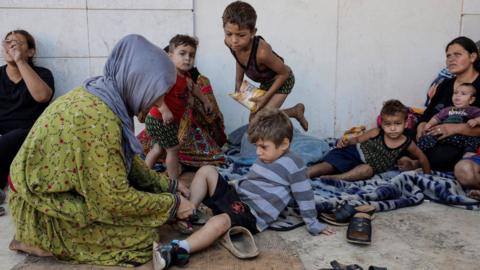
[323,164,374,181]
[145,143,162,169]
[9,239,53,257]
[185,213,231,253]
[282,103,309,131]
[307,162,336,178]
[165,145,180,180]
[189,165,219,208]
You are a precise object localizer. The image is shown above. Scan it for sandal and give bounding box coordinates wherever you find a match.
[319,260,364,270]
[219,226,259,259]
[319,203,376,226]
[172,220,193,235]
[368,266,387,270]
[189,209,209,225]
[346,213,372,245]
[0,206,5,216]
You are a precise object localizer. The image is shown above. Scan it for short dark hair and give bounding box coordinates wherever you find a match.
[222,1,257,31]
[168,34,198,53]
[5,29,36,66]
[446,36,480,72]
[380,99,408,119]
[248,108,293,147]
[458,83,477,97]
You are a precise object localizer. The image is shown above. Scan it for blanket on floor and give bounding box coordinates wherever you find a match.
[220,128,480,230]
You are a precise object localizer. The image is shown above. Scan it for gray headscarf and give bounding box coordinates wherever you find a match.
[83,34,176,171]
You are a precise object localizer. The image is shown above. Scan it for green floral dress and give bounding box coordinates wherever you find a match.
[9,87,179,266]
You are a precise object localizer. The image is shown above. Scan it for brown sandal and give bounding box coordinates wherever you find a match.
[219,226,259,259]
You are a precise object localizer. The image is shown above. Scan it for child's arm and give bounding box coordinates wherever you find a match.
[248,41,290,110]
[289,169,334,235]
[158,101,174,125]
[235,62,245,92]
[406,141,431,174]
[190,79,213,114]
[337,128,380,148]
[467,116,480,128]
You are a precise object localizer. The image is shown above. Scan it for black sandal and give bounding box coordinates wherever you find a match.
[0,206,5,216]
[319,260,364,270]
[320,203,376,226]
[346,213,372,245]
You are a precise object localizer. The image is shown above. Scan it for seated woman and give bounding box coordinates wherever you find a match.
[0,30,54,197]
[8,34,194,266]
[414,36,480,171]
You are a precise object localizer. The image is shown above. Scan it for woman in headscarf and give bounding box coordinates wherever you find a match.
[8,34,194,266]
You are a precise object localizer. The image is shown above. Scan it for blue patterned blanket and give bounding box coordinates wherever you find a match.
[221,126,480,215]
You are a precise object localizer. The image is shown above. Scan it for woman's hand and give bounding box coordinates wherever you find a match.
[416,122,427,141]
[7,44,28,64]
[426,123,455,140]
[176,195,194,220]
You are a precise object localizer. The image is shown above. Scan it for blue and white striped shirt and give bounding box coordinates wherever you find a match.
[234,150,326,234]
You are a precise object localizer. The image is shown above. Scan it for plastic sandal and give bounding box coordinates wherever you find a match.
[219,226,259,259]
[346,213,372,245]
[368,266,387,270]
[319,260,364,270]
[320,203,376,226]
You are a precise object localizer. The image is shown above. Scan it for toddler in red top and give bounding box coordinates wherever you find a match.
[145,35,212,181]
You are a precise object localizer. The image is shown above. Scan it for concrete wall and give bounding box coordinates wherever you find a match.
[1,0,478,137]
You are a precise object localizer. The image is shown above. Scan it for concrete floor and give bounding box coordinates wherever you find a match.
[1,198,479,270]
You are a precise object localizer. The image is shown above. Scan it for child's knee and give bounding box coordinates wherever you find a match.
[166,145,180,153]
[454,161,475,186]
[208,213,232,232]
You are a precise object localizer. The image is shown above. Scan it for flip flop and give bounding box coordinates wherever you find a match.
[189,209,209,225]
[320,203,376,226]
[319,260,364,270]
[219,226,259,259]
[368,266,387,270]
[346,213,372,245]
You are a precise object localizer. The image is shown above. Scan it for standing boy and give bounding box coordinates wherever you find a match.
[145,35,212,181]
[154,108,334,269]
[223,1,309,130]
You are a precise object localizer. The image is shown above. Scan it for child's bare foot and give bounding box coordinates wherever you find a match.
[9,239,53,257]
[286,103,308,131]
[467,190,480,200]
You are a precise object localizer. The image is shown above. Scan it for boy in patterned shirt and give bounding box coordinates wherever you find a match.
[308,100,431,181]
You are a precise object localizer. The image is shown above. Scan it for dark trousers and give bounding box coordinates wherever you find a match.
[425,144,464,172]
[0,128,29,188]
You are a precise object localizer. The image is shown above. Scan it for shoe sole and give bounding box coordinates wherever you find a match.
[153,250,166,270]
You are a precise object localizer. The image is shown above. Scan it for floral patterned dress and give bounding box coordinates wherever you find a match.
[9,87,179,266]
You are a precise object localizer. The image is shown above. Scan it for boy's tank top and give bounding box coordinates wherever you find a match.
[358,130,411,174]
[230,36,283,83]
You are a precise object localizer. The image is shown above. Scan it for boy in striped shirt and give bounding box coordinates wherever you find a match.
[155,108,333,269]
